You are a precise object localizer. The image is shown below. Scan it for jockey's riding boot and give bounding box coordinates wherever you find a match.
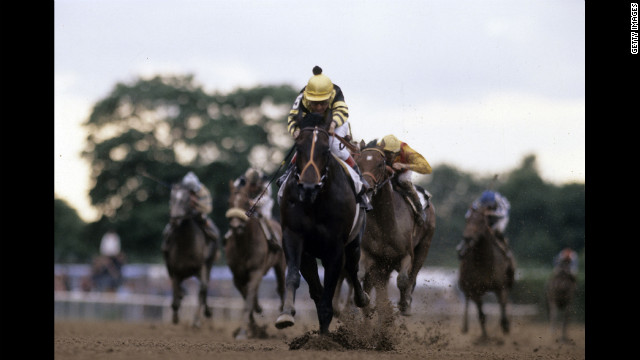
[456,240,468,259]
[276,155,297,187]
[399,181,425,225]
[198,216,220,243]
[276,164,292,187]
[495,231,516,274]
[223,229,231,246]
[259,216,281,251]
[350,161,373,212]
[161,223,173,252]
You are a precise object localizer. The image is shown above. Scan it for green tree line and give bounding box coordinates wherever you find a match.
[54,74,584,270]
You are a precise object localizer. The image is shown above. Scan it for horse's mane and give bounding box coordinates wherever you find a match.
[298,112,330,130]
[362,139,379,149]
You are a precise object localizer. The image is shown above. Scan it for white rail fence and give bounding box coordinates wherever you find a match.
[54,265,538,322]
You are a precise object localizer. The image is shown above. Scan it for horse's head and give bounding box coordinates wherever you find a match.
[293,114,332,203]
[225,180,251,235]
[460,205,493,254]
[169,183,195,221]
[357,139,394,196]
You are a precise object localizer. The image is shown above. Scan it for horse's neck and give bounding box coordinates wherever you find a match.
[326,158,351,192]
[173,218,201,244]
[241,219,262,243]
[371,181,397,213]
[472,232,498,260]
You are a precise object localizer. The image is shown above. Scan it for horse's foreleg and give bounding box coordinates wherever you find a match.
[462,296,469,333]
[274,261,286,312]
[344,237,369,309]
[275,231,302,330]
[561,306,570,341]
[237,273,262,340]
[549,302,558,337]
[192,267,210,328]
[171,277,182,325]
[374,268,393,330]
[317,255,343,334]
[475,298,488,339]
[331,271,345,319]
[397,254,413,316]
[498,290,510,334]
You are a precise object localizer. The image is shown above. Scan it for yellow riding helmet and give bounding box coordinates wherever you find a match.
[303,66,334,102]
[379,134,402,152]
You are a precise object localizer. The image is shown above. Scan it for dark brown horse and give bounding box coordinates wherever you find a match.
[225,179,286,340]
[162,183,218,328]
[545,253,577,342]
[356,140,436,319]
[275,113,369,334]
[458,205,515,339]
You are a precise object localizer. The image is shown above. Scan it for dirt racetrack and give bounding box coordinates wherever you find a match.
[54,309,585,360]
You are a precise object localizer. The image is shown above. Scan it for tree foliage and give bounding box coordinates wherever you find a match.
[80,74,298,262]
[54,197,91,263]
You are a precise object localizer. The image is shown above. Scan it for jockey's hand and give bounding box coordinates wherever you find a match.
[329,120,337,134]
[392,162,407,171]
[293,128,300,138]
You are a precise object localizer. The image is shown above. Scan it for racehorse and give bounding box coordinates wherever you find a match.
[162,183,218,328]
[356,140,436,319]
[90,254,125,292]
[275,113,370,335]
[458,204,515,339]
[545,255,577,342]
[225,179,286,340]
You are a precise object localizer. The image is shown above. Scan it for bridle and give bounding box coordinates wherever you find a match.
[359,147,394,195]
[295,126,330,188]
[169,184,197,224]
[225,188,251,222]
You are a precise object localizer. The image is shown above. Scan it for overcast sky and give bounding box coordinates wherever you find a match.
[54,0,585,222]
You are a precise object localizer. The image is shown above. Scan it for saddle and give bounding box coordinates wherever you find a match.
[391,179,432,215]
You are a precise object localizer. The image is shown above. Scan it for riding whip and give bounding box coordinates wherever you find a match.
[245,144,296,218]
[138,169,171,188]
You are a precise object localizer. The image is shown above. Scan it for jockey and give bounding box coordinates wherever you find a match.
[378,134,432,225]
[161,171,220,252]
[553,247,579,279]
[278,65,371,211]
[457,190,515,271]
[228,168,280,251]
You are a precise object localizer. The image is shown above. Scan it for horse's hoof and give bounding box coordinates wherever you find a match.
[172,314,179,324]
[355,291,370,308]
[275,314,295,329]
[235,329,248,341]
[204,307,212,318]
